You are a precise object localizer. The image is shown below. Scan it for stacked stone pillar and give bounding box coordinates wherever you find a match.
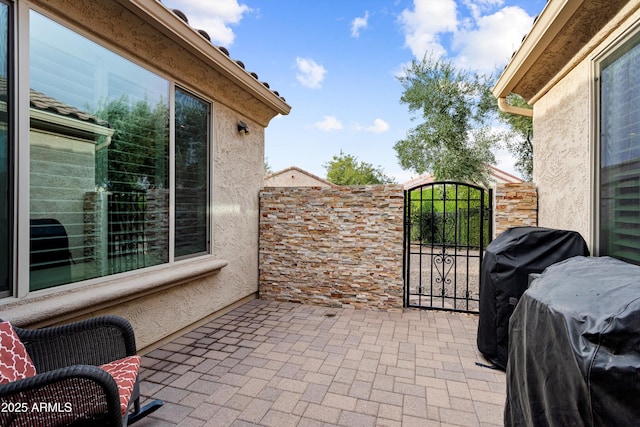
[493,182,538,237]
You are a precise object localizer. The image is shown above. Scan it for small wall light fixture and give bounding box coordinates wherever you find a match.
[237,121,249,134]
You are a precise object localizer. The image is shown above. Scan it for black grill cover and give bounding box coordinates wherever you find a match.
[477,227,589,369]
[506,256,640,426]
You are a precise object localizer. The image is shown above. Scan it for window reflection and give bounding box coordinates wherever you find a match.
[29,11,169,290]
[175,88,210,258]
[599,33,640,265]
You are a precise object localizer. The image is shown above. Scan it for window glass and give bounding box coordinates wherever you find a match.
[0,2,9,296]
[175,88,210,258]
[599,32,640,265]
[29,11,170,290]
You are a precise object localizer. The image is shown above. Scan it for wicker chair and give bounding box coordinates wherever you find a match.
[0,315,162,426]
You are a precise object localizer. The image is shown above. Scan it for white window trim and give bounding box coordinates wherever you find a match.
[15,0,31,298]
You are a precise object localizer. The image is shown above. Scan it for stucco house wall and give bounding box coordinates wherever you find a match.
[494,0,640,252]
[1,0,290,352]
[533,60,592,241]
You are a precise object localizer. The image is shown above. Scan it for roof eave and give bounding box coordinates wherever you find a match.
[115,0,291,116]
[492,0,584,101]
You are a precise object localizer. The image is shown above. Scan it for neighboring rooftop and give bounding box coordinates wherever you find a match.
[30,89,108,127]
[403,165,524,190]
[264,166,338,188]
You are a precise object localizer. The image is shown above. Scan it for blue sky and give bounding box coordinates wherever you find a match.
[162,0,547,183]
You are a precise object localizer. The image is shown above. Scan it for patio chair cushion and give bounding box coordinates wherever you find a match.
[0,321,37,384]
[100,355,141,415]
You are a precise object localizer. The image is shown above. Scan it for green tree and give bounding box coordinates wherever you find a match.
[498,93,533,180]
[394,55,500,186]
[324,151,395,185]
[95,96,169,192]
[264,158,273,175]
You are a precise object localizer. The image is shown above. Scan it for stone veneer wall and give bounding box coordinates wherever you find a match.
[259,185,404,311]
[494,182,538,237]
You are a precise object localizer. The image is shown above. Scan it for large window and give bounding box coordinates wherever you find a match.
[599,30,640,265]
[25,11,211,292]
[175,88,210,258]
[0,1,10,297]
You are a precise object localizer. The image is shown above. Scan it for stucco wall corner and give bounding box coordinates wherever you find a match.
[532,61,591,243]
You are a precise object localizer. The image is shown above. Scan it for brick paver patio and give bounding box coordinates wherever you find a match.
[135,299,505,426]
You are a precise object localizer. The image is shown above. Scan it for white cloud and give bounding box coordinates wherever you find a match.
[169,0,251,46]
[462,0,504,20]
[315,115,343,131]
[453,6,533,73]
[366,118,390,133]
[295,57,327,89]
[398,0,458,58]
[393,60,414,79]
[351,11,370,38]
[350,118,390,133]
[397,1,534,74]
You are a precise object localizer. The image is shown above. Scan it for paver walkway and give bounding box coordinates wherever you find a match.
[135,299,505,426]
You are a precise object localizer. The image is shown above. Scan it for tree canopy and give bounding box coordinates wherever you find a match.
[324,151,395,185]
[497,93,533,180]
[394,55,532,185]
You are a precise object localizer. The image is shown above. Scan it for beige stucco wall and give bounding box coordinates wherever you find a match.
[533,60,592,243]
[1,0,285,351]
[532,5,640,251]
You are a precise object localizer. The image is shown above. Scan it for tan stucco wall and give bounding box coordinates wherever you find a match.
[532,6,640,251]
[533,60,592,243]
[2,0,283,351]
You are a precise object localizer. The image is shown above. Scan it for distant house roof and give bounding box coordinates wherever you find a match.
[403,165,524,190]
[0,80,103,125]
[487,165,525,184]
[264,166,338,188]
[28,89,114,143]
[30,89,108,127]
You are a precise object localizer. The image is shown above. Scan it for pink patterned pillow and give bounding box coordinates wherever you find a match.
[0,321,37,383]
[100,355,141,415]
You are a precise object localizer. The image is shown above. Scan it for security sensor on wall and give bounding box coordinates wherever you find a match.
[237,121,249,134]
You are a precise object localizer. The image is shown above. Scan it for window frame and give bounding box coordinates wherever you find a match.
[8,3,217,299]
[0,0,13,298]
[174,86,212,260]
[593,17,640,262]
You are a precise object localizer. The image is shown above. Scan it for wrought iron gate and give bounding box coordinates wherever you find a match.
[404,182,492,313]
